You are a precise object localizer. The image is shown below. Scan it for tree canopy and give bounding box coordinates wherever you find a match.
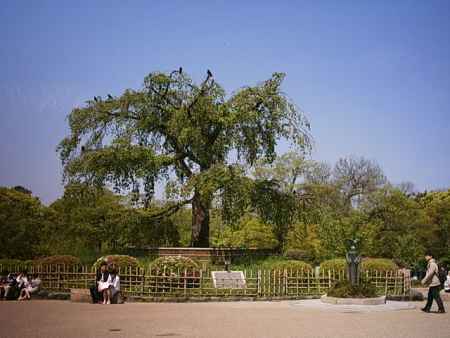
[58,69,311,246]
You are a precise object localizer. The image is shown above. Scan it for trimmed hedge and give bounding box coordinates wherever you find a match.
[320,258,346,272]
[93,255,139,270]
[361,258,398,272]
[319,258,398,272]
[262,260,313,272]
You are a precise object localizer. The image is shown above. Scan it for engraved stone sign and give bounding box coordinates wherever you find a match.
[211,271,246,289]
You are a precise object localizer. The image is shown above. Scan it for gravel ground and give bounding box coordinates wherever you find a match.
[0,300,448,338]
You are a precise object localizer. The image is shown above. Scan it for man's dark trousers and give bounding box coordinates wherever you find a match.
[90,285,103,303]
[424,285,445,312]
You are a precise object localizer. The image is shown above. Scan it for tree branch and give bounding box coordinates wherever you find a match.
[146,198,193,220]
[186,72,213,119]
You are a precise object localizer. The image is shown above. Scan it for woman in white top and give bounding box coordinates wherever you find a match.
[18,274,41,300]
[103,267,120,305]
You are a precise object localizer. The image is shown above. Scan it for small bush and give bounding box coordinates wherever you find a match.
[361,258,397,272]
[320,258,346,272]
[35,255,81,266]
[150,256,201,290]
[93,255,139,270]
[327,280,378,298]
[151,256,199,272]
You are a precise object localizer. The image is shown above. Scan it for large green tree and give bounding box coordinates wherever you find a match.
[417,190,450,263]
[0,187,49,259]
[58,70,310,247]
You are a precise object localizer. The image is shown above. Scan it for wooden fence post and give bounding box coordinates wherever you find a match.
[394,271,398,295]
[384,271,388,296]
[183,268,187,297]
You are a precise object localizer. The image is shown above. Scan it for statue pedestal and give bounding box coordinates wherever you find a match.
[320,295,386,305]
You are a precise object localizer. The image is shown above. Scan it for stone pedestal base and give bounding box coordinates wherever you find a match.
[321,295,386,305]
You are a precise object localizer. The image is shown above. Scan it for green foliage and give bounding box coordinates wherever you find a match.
[49,184,181,257]
[0,259,26,266]
[362,187,429,259]
[284,249,312,261]
[391,234,424,268]
[320,258,346,272]
[286,222,323,263]
[261,259,312,271]
[361,258,397,272]
[121,207,180,248]
[35,255,81,266]
[93,255,139,269]
[327,280,378,298]
[0,187,50,259]
[417,189,450,259]
[150,256,199,271]
[170,207,193,247]
[0,259,32,272]
[49,183,129,254]
[212,215,278,249]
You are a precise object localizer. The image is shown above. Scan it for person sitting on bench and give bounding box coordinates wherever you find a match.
[101,265,120,305]
[90,261,109,304]
[18,273,41,301]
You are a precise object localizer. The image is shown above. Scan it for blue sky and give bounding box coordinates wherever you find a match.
[1,0,449,204]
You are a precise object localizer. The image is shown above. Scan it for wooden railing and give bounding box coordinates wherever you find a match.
[0,264,410,299]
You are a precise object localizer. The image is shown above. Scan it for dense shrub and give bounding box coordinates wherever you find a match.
[361,258,397,272]
[212,216,278,249]
[0,259,27,266]
[93,255,139,270]
[262,260,312,272]
[35,255,81,266]
[327,280,378,298]
[284,249,312,261]
[0,259,32,273]
[320,258,346,272]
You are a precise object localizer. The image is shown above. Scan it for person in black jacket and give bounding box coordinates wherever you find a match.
[90,261,109,304]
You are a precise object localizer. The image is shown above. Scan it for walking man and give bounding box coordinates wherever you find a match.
[421,252,445,313]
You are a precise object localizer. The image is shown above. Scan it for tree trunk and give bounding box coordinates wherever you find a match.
[191,190,210,247]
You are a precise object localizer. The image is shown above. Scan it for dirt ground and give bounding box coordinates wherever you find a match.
[0,300,449,338]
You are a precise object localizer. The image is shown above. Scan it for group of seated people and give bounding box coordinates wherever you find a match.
[0,271,41,301]
[90,261,120,304]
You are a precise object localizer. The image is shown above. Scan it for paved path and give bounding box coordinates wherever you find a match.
[0,300,448,338]
[290,299,416,312]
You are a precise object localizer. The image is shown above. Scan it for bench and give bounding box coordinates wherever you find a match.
[70,288,91,303]
[70,288,125,304]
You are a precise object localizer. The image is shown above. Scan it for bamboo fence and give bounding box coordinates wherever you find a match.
[0,264,410,299]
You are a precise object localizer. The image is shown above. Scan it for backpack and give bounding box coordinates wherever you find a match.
[437,265,447,289]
